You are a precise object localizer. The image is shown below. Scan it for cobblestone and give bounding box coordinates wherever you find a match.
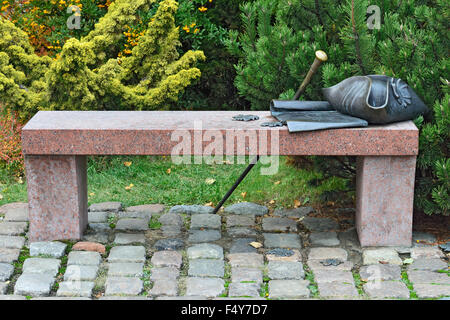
[268,280,310,299]
[309,232,340,246]
[0,248,20,263]
[229,282,261,297]
[190,214,221,230]
[0,263,14,281]
[104,277,143,296]
[115,218,149,231]
[68,251,102,266]
[0,235,25,249]
[263,233,302,249]
[29,241,67,258]
[359,264,402,281]
[226,215,255,228]
[114,233,145,245]
[56,281,95,297]
[262,217,298,232]
[169,205,213,215]
[108,246,146,263]
[362,248,402,265]
[231,268,263,283]
[0,222,27,236]
[188,259,224,278]
[107,263,144,277]
[22,258,60,276]
[363,281,410,299]
[186,277,225,297]
[308,247,348,261]
[227,253,264,268]
[89,202,122,212]
[407,258,448,271]
[64,265,99,281]
[150,267,179,281]
[154,238,184,251]
[150,280,178,296]
[14,273,55,297]
[151,250,182,268]
[187,243,223,260]
[224,202,268,216]
[188,230,221,243]
[268,261,304,280]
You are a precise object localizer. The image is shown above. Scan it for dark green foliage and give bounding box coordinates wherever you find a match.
[229,0,449,215]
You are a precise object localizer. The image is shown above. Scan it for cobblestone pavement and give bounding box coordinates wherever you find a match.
[0,201,448,300]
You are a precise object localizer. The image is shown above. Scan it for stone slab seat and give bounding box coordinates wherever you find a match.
[22,111,419,246]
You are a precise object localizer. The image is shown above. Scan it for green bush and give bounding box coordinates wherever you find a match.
[0,0,205,119]
[228,0,449,215]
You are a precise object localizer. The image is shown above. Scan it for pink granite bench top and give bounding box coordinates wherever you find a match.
[22,111,419,156]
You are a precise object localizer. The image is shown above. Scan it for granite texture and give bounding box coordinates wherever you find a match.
[22,112,418,156]
[356,156,416,247]
[25,155,87,242]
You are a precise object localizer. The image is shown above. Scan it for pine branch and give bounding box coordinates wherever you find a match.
[351,0,366,74]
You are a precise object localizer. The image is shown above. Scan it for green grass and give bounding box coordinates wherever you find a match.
[0,156,348,208]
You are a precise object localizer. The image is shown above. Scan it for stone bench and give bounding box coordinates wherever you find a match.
[22,111,419,246]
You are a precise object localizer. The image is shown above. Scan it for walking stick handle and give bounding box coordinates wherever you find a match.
[293,50,328,100]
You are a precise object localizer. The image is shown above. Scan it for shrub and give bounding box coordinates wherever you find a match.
[0,106,24,175]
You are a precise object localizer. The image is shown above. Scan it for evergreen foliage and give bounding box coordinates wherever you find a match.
[229,0,449,215]
[0,0,205,119]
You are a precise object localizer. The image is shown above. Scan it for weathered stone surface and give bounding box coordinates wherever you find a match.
[190,214,221,230]
[410,247,444,259]
[231,267,263,283]
[227,253,264,268]
[308,247,348,261]
[186,277,225,297]
[266,249,302,262]
[363,281,410,299]
[107,246,146,263]
[161,225,182,237]
[0,263,14,281]
[229,282,261,297]
[64,265,99,281]
[0,235,25,249]
[4,207,28,222]
[150,267,179,281]
[89,202,122,212]
[408,270,450,285]
[0,282,6,294]
[117,211,151,220]
[68,251,101,266]
[412,232,437,245]
[0,295,27,300]
[159,213,183,227]
[88,223,110,232]
[301,217,339,232]
[230,238,257,254]
[187,243,224,260]
[227,228,257,238]
[268,280,310,299]
[150,280,178,296]
[88,211,110,223]
[224,202,268,216]
[107,263,143,277]
[314,270,355,284]
[115,218,149,231]
[114,233,145,245]
[317,282,359,298]
[309,232,340,247]
[56,281,94,297]
[414,284,450,298]
[0,222,27,236]
[151,250,182,268]
[362,248,402,265]
[263,233,302,249]
[104,277,143,296]
[126,204,165,214]
[99,296,148,300]
[0,248,20,263]
[268,261,304,280]
[72,241,106,254]
[226,215,255,228]
[169,205,213,215]
[307,260,354,272]
[29,241,67,258]
[273,206,314,218]
[83,232,109,244]
[23,258,60,276]
[0,202,27,214]
[262,217,298,232]
[14,273,55,297]
[188,230,221,243]
[154,238,184,251]
[359,264,402,281]
[407,258,448,272]
[188,259,225,278]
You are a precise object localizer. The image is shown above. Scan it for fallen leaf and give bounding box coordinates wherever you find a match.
[204,202,214,207]
[378,260,388,264]
[166,168,171,174]
[274,181,281,185]
[205,178,216,185]
[89,192,95,196]
[250,242,263,248]
[269,200,276,205]
[0,194,3,200]
[241,192,247,199]
[294,199,301,208]
[125,183,134,190]
[123,161,132,167]
[17,177,24,184]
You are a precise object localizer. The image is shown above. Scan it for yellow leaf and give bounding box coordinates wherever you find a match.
[166,168,171,174]
[294,199,301,208]
[125,183,134,190]
[204,202,214,207]
[123,161,132,167]
[17,177,24,184]
[241,192,247,199]
[89,192,95,196]
[269,200,276,204]
[250,242,263,248]
[205,178,216,185]
[0,194,3,200]
[274,181,281,185]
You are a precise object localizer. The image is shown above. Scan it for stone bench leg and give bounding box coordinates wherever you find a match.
[356,156,416,247]
[25,155,88,242]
